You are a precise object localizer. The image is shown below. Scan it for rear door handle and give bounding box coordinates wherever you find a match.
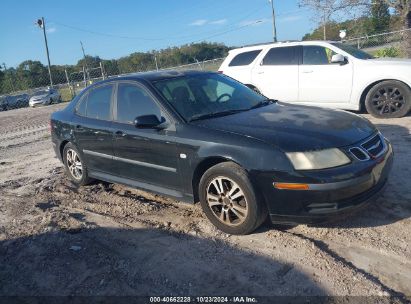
[302,70,313,74]
[257,71,264,75]
[115,130,127,137]
[75,124,84,130]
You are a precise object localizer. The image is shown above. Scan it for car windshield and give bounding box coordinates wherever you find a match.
[152,73,270,122]
[33,90,49,96]
[331,43,374,60]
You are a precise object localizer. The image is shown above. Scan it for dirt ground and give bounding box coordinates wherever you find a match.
[0,104,410,301]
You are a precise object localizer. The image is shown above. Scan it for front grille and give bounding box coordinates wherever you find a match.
[349,147,370,161]
[349,133,386,161]
[361,134,385,158]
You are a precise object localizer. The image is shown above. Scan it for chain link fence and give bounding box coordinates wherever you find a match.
[0,58,224,113]
[342,28,411,58]
[1,28,410,113]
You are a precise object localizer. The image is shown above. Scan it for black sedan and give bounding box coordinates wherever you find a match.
[50,71,393,235]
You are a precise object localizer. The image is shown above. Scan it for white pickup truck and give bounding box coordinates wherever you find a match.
[219,41,411,118]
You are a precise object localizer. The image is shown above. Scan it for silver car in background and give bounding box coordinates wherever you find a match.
[29,88,61,107]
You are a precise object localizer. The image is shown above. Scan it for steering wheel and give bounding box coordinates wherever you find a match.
[216,93,232,103]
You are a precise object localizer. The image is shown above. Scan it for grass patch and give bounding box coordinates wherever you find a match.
[59,87,74,102]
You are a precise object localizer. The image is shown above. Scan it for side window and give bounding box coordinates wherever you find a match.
[76,93,88,116]
[229,50,262,66]
[262,46,299,66]
[303,46,337,65]
[117,83,162,124]
[86,85,113,120]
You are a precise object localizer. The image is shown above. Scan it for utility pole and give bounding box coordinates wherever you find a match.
[80,41,90,81]
[269,0,277,42]
[37,17,53,87]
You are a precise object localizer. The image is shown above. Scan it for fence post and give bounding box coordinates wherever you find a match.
[194,58,203,70]
[100,61,106,80]
[83,66,87,88]
[65,69,75,98]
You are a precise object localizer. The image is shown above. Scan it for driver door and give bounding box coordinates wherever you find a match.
[298,45,353,103]
[111,82,182,191]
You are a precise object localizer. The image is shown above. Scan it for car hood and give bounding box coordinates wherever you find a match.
[31,94,48,100]
[367,57,411,66]
[192,103,376,152]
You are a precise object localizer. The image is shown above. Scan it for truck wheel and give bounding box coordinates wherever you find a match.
[365,80,411,118]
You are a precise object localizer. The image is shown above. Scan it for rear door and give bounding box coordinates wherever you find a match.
[73,84,115,173]
[222,49,262,84]
[251,46,300,102]
[298,45,353,103]
[111,82,181,192]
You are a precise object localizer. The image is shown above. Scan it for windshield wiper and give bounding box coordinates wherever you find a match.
[189,109,249,122]
[248,99,277,110]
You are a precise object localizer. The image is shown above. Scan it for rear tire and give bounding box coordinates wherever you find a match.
[63,142,92,186]
[365,80,411,118]
[199,162,267,235]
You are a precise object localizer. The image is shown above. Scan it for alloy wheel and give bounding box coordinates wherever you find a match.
[66,149,83,180]
[372,86,405,115]
[206,176,248,227]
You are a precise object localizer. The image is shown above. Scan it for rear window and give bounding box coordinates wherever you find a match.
[262,46,300,66]
[228,50,262,66]
[87,85,113,120]
[76,85,113,120]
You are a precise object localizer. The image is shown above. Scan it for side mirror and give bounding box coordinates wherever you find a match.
[134,115,166,129]
[331,54,346,64]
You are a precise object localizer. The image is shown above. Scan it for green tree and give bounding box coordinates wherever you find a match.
[15,60,49,90]
[76,55,102,69]
[383,0,411,57]
[371,0,391,33]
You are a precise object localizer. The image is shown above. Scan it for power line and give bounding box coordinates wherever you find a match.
[49,6,310,50]
[52,21,165,41]
[50,5,268,43]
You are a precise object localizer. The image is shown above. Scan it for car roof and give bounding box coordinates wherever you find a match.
[99,70,213,84]
[229,40,338,54]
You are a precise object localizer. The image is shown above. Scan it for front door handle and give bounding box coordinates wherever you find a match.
[75,124,84,130]
[302,70,313,74]
[257,71,264,75]
[115,130,127,137]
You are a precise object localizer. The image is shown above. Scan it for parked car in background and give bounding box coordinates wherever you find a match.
[0,96,7,111]
[0,94,29,111]
[29,88,61,107]
[51,71,393,235]
[219,41,411,118]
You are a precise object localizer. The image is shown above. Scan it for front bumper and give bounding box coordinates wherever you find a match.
[29,99,46,107]
[251,141,393,225]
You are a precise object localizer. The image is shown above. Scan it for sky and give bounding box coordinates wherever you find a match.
[0,0,316,68]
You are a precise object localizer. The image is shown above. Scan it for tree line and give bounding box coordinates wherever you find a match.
[300,0,410,55]
[0,42,229,95]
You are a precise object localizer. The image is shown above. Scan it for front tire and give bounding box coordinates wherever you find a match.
[365,80,411,118]
[199,162,267,235]
[63,143,92,186]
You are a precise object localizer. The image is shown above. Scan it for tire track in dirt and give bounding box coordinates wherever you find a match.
[287,231,409,302]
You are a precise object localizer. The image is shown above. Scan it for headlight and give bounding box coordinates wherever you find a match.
[286,148,351,170]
